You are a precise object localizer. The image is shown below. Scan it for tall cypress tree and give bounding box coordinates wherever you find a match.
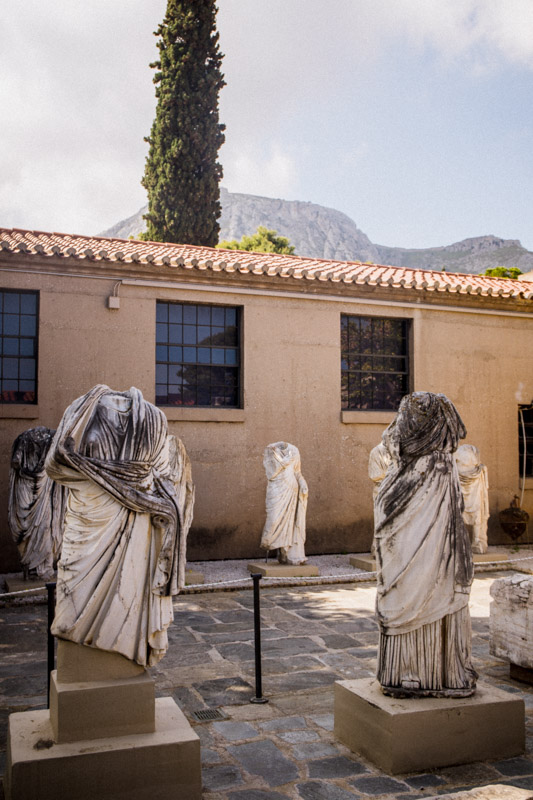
[141,1,225,245]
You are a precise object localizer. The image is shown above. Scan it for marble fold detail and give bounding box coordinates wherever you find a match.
[374,391,477,698]
[261,441,308,565]
[455,444,489,554]
[46,384,191,667]
[9,426,67,580]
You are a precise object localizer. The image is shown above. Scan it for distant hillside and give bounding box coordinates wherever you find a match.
[100,189,533,275]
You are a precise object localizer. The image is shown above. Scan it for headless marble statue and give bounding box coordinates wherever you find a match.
[374,391,477,698]
[46,385,189,667]
[9,426,67,580]
[261,442,308,565]
[368,442,393,502]
[455,444,489,554]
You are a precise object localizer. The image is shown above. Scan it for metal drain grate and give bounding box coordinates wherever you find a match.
[192,709,226,723]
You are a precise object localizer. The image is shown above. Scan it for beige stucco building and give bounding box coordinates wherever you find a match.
[1,227,533,571]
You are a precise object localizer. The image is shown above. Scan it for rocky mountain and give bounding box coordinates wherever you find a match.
[100,188,533,275]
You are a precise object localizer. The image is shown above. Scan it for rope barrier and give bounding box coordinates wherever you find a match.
[2,552,533,599]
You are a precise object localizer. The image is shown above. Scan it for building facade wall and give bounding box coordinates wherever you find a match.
[1,266,533,571]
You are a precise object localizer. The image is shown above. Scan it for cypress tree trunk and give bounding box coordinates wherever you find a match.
[142,0,225,246]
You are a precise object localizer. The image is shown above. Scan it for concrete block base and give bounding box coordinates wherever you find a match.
[185,569,205,585]
[247,562,319,577]
[349,550,511,575]
[5,697,201,800]
[50,669,155,742]
[334,678,525,774]
[349,554,376,572]
[4,577,47,595]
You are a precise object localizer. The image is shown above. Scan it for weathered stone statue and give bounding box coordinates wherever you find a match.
[9,426,66,580]
[368,442,393,502]
[45,385,189,667]
[261,441,308,565]
[374,391,477,698]
[168,434,195,589]
[455,443,489,554]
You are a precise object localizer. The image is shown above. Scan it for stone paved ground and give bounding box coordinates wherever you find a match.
[1,570,533,798]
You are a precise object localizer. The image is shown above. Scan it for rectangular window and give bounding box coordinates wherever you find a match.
[156,301,241,407]
[341,314,409,411]
[519,405,533,478]
[0,290,38,404]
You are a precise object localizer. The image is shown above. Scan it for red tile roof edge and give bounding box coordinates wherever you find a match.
[0,226,532,301]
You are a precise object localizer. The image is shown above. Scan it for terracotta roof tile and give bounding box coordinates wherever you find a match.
[0,226,532,301]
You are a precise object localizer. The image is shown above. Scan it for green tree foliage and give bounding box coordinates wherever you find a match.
[217,226,296,255]
[141,1,225,246]
[482,266,523,279]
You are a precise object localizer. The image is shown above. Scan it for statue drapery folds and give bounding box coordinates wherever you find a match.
[374,392,477,698]
[46,385,191,667]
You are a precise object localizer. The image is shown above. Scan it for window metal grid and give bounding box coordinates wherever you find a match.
[0,290,38,404]
[341,314,409,411]
[156,301,240,407]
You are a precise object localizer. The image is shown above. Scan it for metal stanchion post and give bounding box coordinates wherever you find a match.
[250,572,268,704]
[46,581,56,709]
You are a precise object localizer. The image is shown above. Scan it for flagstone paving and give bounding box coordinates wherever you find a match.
[1,571,533,798]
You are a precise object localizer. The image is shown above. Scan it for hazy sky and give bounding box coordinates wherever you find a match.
[1,1,533,250]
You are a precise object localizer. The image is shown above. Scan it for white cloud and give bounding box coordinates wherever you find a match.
[222,143,299,200]
[367,0,533,70]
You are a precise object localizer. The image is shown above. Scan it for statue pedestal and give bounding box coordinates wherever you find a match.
[334,678,524,774]
[349,554,376,573]
[5,642,201,800]
[247,562,319,578]
[185,569,205,585]
[350,550,510,574]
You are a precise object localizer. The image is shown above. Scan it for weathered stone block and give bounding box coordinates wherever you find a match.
[334,678,524,774]
[5,697,201,800]
[490,574,533,669]
[247,562,319,577]
[50,669,155,743]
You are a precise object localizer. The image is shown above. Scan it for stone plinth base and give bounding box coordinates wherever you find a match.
[4,577,48,594]
[349,554,376,572]
[472,552,508,563]
[5,697,201,800]
[50,670,156,742]
[334,678,525,774]
[350,550,511,575]
[247,562,319,577]
[185,569,205,585]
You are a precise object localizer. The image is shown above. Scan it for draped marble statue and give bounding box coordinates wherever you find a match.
[374,391,477,698]
[45,385,190,667]
[455,443,489,554]
[168,434,195,589]
[261,442,308,565]
[9,426,67,580]
[368,442,393,502]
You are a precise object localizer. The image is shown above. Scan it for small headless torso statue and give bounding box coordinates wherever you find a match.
[454,444,489,554]
[260,442,309,565]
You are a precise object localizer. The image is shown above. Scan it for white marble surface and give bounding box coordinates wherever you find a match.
[260,442,308,566]
[46,385,189,667]
[455,443,489,554]
[490,573,533,668]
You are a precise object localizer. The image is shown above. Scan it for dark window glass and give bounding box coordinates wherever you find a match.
[0,290,38,404]
[156,302,240,407]
[341,314,409,410]
[519,406,533,478]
